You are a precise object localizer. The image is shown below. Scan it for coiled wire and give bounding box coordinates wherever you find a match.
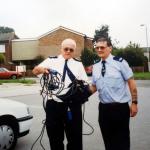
[31,69,94,150]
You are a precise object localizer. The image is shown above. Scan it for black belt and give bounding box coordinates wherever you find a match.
[100,102,128,106]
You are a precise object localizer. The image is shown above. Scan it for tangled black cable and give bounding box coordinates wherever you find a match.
[31,120,46,150]
[31,70,64,150]
[31,69,94,150]
[82,104,94,135]
[40,69,65,111]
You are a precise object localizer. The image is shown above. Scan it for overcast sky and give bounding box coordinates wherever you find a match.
[0,0,150,47]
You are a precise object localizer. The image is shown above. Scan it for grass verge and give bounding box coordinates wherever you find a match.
[0,79,36,85]
[0,73,150,85]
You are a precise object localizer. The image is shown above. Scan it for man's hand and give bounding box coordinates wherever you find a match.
[130,103,138,117]
[89,84,97,94]
[32,66,49,75]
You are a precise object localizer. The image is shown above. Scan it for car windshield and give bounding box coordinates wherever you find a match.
[0,68,9,72]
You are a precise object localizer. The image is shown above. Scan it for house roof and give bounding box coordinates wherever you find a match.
[38,26,93,40]
[0,32,18,41]
[12,26,93,42]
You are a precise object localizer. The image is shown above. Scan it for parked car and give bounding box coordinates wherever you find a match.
[0,98,33,150]
[0,67,22,79]
[84,65,93,76]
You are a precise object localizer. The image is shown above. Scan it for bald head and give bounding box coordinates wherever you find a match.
[60,38,76,59]
[61,38,76,50]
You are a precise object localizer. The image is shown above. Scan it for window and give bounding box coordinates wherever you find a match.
[0,45,5,53]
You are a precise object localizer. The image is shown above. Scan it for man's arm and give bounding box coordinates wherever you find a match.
[127,78,138,117]
[32,66,49,75]
[89,84,97,94]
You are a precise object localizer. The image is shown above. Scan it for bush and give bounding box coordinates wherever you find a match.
[0,53,5,65]
[113,42,145,67]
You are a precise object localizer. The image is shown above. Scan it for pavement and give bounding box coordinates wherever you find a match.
[0,78,41,97]
[0,79,150,98]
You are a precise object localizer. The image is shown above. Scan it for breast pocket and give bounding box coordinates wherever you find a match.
[105,76,122,89]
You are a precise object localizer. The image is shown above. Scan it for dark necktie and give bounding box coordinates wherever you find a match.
[101,60,106,77]
[62,59,75,82]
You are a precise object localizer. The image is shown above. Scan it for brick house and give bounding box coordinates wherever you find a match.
[0,32,18,69]
[12,26,93,74]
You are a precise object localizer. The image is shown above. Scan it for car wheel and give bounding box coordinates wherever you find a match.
[11,75,17,79]
[0,120,18,150]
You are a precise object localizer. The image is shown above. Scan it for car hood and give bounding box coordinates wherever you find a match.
[9,71,22,74]
[0,98,29,118]
[0,98,26,107]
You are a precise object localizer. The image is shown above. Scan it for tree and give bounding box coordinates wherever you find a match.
[0,53,5,66]
[93,25,111,43]
[80,48,100,66]
[113,42,145,67]
[124,42,145,66]
[0,26,14,33]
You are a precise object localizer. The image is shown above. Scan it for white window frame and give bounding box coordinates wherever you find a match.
[0,44,5,53]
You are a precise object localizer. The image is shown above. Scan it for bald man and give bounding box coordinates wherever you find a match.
[32,38,88,150]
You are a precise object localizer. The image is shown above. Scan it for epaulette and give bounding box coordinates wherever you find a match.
[73,58,81,62]
[49,56,58,59]
[94,59,101,64]
[113,56,123,62]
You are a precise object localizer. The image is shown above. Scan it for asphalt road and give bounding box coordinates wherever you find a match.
[0,80,150,150]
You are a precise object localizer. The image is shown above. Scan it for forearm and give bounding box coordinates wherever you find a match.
[131,88,138,102]
[128,78,138,102]
[128,78,138,117]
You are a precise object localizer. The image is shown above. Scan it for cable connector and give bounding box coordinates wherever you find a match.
[67,107,72,120]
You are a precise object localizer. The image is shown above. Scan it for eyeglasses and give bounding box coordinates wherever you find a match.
[95,46,107,51]
[64,47,74,52]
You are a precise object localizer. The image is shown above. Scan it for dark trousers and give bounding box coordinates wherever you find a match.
[99,102,130,150]
[45,100,82,150]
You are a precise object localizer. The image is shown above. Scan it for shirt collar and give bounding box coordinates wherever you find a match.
[101,54,113,64]
[58,54,73,62]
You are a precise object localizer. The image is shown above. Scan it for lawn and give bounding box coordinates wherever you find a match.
[134,72,150,80]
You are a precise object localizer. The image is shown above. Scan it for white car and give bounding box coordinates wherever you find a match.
[0,98,33,150]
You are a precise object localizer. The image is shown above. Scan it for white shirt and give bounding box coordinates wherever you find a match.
[38,54,88,101]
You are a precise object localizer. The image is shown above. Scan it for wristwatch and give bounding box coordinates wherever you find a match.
[132,101,138,104]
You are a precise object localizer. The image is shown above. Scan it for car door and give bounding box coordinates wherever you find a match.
[0,68,5,79]
[0,68,9,79]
